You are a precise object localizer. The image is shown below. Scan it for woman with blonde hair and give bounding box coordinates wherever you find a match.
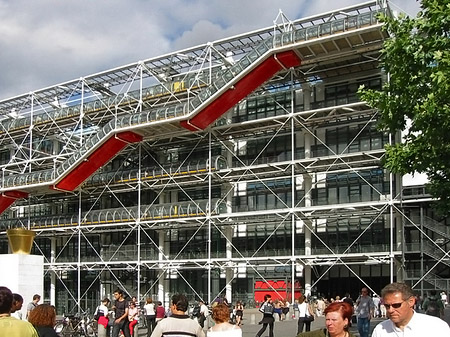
[143,297,156,336]
[207,303,241,336]
[28,304,58,337]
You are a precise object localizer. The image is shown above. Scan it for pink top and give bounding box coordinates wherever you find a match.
[128,307,138,321]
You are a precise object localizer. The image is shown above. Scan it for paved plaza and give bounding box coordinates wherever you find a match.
[235,308,375,337]
[136,306,450,337]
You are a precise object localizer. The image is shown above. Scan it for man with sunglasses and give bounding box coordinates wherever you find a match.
[372,282,450,336]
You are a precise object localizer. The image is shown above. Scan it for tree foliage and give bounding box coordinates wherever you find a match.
[360,0,450,215]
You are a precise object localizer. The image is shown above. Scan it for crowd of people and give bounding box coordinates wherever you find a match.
[1,283,449,337]
[92,289,167,337]
[294,283,449,337]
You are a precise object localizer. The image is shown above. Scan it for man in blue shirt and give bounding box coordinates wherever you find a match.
[356,287,375,337]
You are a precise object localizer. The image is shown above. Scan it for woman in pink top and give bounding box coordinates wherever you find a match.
[128,301,139,336]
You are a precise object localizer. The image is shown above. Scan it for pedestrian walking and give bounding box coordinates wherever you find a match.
[256,294,275,337]
[355,287,374,337]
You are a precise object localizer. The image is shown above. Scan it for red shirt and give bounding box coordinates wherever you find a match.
[156,306,165,319]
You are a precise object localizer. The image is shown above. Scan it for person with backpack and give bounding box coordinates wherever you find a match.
[198,300,209,328]
[422,290,444,318]
[94,298,111,337]
[256,294,275,337]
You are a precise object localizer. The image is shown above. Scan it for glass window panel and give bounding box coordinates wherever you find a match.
[349,185,360,203]
[337,97,348,105]
[338,141,348,154]
[328,187,337,204]
[267,194,276,209]
[348,142,359,153]
[248,195,256,211]
[371,135,382,149]
[277,192,287,208]
[361,184,372,202]
[360,137,370,151]
[373,182,383,196]
[339,186,349,203]
[257,194,266,210]
[317,188,327,205]
[286,192,292,205]
[325,99,336,107]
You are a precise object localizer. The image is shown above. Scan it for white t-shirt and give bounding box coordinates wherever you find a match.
[11,311,23,320]
[372,311,450,336]
[200,304,209,317]
[207,324,241,337]
[298,302,310,318]
[144,303,156,316]
[95,304,109,317]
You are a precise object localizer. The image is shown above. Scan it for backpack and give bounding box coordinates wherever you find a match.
[425,298,440,317]
[192,305,201,318]
[259,302,274,315]
[94,307,104,321]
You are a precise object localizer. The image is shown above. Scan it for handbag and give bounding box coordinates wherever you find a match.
[304,304,315,322]
[304,314,315,322]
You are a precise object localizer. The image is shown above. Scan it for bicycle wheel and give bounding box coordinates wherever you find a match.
[64,326,77,337]
[87,324,97,337]
[54,322,65,337]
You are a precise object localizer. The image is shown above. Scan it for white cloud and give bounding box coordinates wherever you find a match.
[0,0,421,100]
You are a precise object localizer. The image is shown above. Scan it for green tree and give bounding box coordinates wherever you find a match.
[360,0,450,215]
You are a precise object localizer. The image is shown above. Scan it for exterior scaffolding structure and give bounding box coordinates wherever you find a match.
[0,1,449,314]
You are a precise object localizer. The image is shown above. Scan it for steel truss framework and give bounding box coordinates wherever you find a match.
[0,1,449,314]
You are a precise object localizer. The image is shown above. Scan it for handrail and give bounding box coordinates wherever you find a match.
[85,155,227,187]
[0,8,385,192]
[0,198,228,229]
[422,241,450,267]
[408,215,450,240]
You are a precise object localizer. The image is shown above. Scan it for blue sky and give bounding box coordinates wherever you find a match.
[0,0,421,100]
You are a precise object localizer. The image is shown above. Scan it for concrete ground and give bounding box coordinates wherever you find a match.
[235,308,374,337]
[135,306,450,337]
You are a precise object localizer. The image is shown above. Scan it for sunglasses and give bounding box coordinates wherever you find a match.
[384,302,404,309]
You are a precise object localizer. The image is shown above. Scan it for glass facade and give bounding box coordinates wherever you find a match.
[0,2,448,315]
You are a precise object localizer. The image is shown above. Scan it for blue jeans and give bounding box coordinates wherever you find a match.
[357,317,370,337]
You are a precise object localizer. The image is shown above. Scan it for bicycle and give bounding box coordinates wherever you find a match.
[54,313,97,337]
